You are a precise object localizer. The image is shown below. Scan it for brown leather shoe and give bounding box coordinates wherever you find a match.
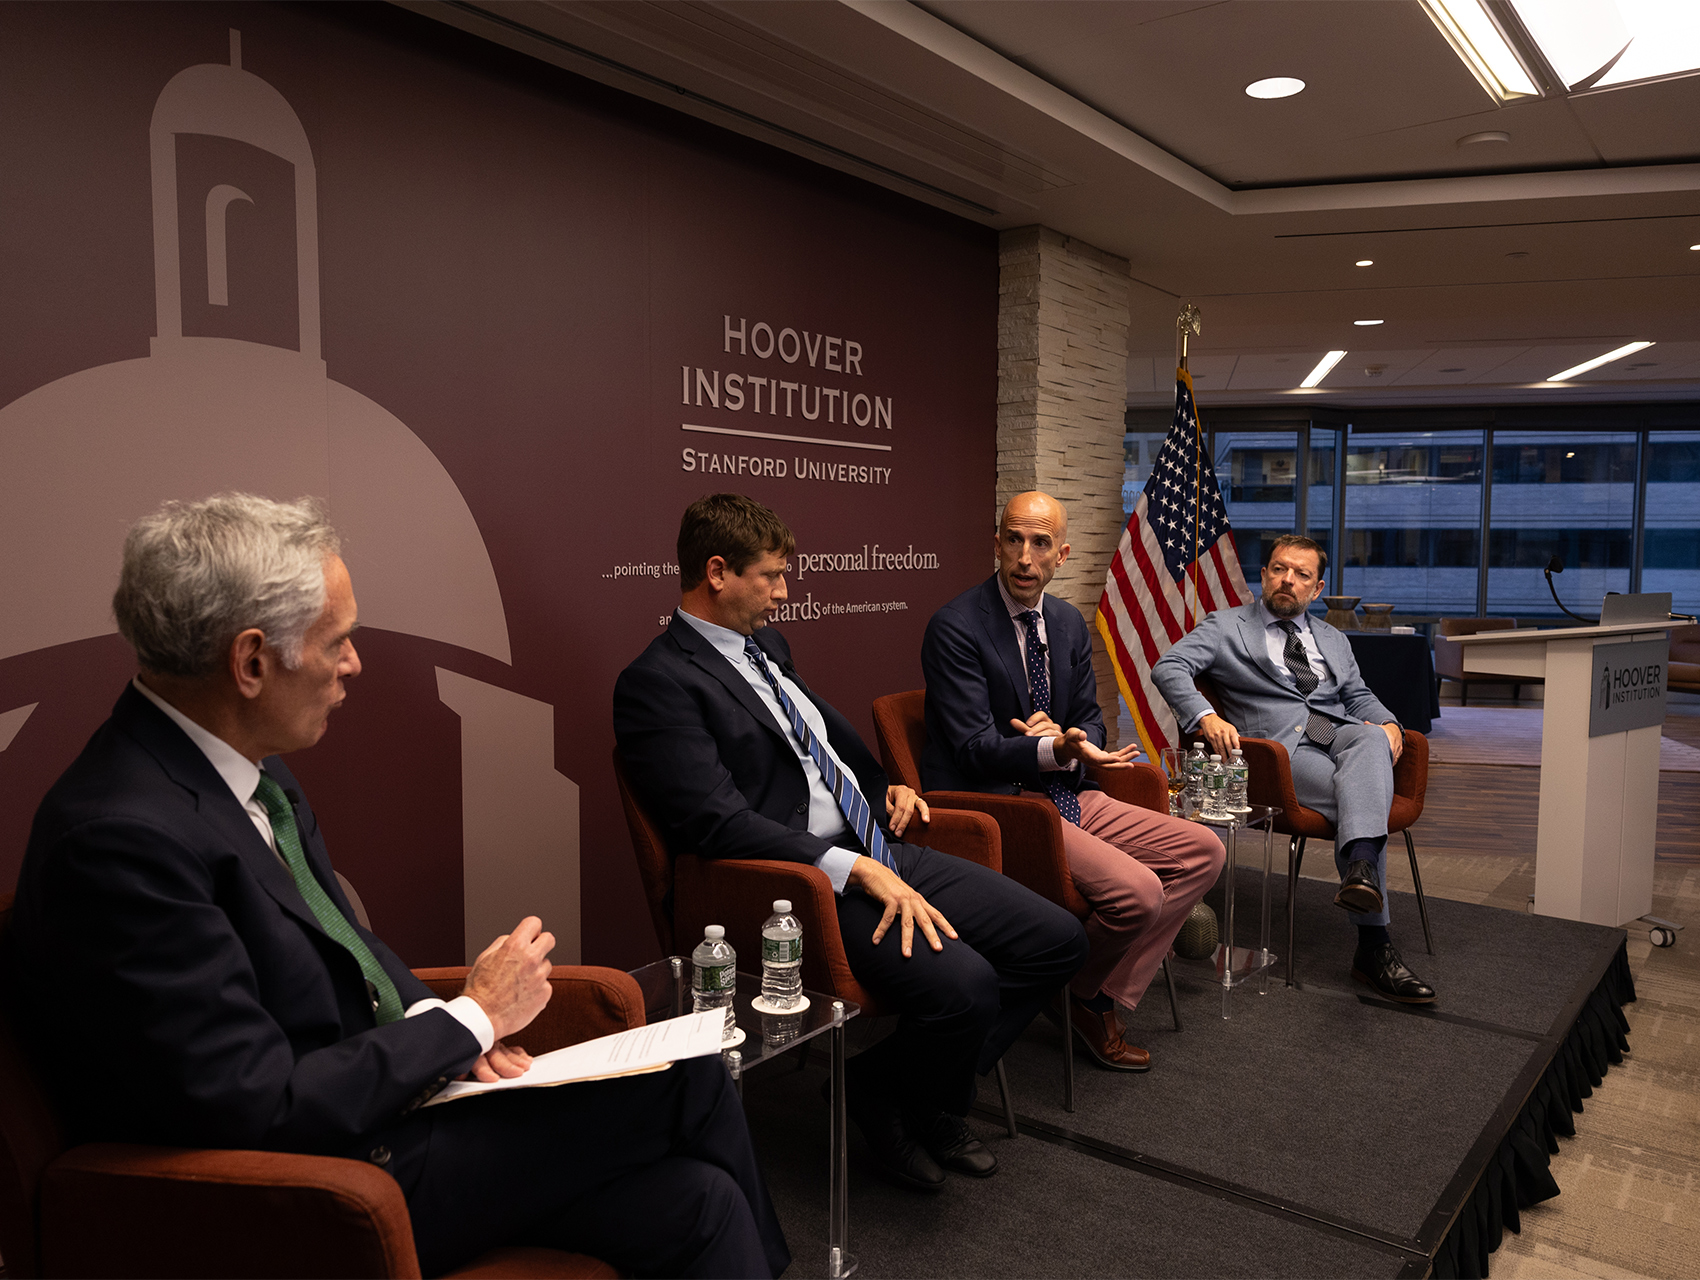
[1068,998,1151,1072]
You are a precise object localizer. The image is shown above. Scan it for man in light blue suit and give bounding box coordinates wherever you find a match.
[1151,535,1435,1003]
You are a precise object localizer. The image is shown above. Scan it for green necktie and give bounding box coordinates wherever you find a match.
[254,773,405,1025]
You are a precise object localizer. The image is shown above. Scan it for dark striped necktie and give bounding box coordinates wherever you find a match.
[1276,620,1338,747]
[743,637,897,870]
[254,773,405,1023]
[1018,610,1082,825]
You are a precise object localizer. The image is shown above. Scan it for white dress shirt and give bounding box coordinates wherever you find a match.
[1257,599,1327,686]
[676,610,865,894]
[130,678,494,1052]
[993,577,1069,774]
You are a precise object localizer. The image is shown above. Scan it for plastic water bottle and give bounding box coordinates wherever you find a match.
[691,925,737,1042]
[760,899,803,1010]
[1185,743,1208,812]
[1226,748,1250,814]
[1203,753,1227,818]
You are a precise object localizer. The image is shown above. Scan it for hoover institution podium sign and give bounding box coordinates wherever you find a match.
[1453,621,1674,927]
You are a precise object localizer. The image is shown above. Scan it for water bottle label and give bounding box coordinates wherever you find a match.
[693,962,735,992]
[762,936,802,963]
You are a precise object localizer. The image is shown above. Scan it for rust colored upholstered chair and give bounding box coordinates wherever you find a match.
[0,893,630,1279]
[611,747,1023,1134]
[1189,677,1434,989]
[868,690,1180,1113]
[1433,617,1538,705]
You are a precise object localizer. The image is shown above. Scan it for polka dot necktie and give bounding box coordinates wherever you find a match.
[1276,620,1338,747]
[743,637,897,870]
[254,773,405,1024]
[1018,610,1082,825]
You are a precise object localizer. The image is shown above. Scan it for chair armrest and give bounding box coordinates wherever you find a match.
[1088,761,1168,813]
[42,1143,419,1278]
[412,967,645,1053]
[914,807,1001,871]
[920,791,1086,918]
[1235,738,1299,814]
[675,857,866,1009]
[1392,730,1429,820]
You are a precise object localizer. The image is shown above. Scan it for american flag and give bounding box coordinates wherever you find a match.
[1095,369,1251,758]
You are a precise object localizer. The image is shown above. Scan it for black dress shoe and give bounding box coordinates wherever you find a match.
[1335,859,1385,914]
[849,1095,945,1191]
[1352,941,1436,1004]
[907,1110,997,1177]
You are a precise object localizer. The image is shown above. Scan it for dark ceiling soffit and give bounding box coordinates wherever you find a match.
[441,0,998,216]
[1126,402,1700,431]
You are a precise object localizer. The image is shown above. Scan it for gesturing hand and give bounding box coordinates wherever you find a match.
[465,1040,534,1083]
[885,785,930,837]
[462,916,555,1042]
[1053,726,1141,769]
[848,857,957,958]
[1010,710,1064,739]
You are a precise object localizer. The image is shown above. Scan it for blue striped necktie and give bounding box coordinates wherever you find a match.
[1018,610,1082,825]
[743,637,897,870]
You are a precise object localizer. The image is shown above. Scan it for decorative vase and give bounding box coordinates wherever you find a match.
[1360,603,1396,632]
[1321,596,1361,630]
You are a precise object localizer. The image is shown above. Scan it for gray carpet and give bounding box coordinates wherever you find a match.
[737,869,1624,1277]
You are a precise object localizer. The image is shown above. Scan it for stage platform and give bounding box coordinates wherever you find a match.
[739,870,1634,1279]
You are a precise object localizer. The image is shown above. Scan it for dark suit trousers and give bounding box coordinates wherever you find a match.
[835,843,1088,1117]
[380,1055,789,1279]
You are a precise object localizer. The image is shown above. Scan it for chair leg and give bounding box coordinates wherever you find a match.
[1404,829,1434,955]
[1061,992,1075,1114]
[792,1041,811,1073]
[1163,955,1182,1033]
[1460,683,1468,707]
[1512,682,1521,705]
[994,1058,1018,1139]
[1286,837,1306,988]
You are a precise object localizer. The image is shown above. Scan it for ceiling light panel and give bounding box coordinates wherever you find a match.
[1300,350,1348,388]
[1547,340,1655,381]
[1420,0,1540,101]
[1512,0,1700,90]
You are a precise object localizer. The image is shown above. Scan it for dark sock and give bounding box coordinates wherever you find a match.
[1075,991,1115,1014]
[1357,924,1391,953]
[1340,835,1386,865]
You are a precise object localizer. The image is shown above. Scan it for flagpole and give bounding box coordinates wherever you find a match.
[1176,304,1203,627]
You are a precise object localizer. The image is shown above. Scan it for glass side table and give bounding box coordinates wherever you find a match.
[1187,803,1281,1019]
[629,959,862,1279]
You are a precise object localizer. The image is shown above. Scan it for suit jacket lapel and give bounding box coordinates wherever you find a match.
[113,686,337,941]
[977,577,1032,718]
[1237,605,1292,691]
[670,615,792,748]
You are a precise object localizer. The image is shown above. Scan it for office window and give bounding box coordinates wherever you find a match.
[1307,427,1338,580]
[1340,430,1483,614]
[1643,430,1700,618]
[1121,431,1171,515]
[1217,430,1300,586]
[1486,431,1636,618]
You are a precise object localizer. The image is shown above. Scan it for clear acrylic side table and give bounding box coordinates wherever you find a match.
[1189,803,1281,1018]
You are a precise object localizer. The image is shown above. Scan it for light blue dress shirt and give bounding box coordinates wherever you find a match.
[1258,598,1327,685]
[676,610,865,893]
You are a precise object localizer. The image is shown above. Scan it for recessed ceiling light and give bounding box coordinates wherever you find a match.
[1506,251,1531,259]
[1691,244,1700,251]
[1458,130,1511,146]
[1246,77,1305,99]
[1439,367,1466,373]
[1300,350,1347,388]
[1547,340,1654,383]
[1355,259,1374,267]
[1353,319,1384,326]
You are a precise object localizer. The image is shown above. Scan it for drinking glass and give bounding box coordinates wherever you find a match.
[1160,747,1187,817]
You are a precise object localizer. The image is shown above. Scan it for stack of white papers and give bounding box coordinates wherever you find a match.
[425,1007,728,1107]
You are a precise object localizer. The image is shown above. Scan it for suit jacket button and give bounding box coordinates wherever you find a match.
[369,1145,392,1167]
[795,803,807,814]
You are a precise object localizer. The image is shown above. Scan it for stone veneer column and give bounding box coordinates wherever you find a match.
[997,226,1130,745]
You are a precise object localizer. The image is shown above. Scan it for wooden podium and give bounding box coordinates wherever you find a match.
[1452,622,1675,926]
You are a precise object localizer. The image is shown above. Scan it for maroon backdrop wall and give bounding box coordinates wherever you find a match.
[0,2,996,970]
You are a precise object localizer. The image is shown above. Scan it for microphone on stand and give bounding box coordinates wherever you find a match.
[1544,554,1598,625]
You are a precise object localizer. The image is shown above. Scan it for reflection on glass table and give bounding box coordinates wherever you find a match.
[629,959,862,1279]
[1175,802,1281,1019]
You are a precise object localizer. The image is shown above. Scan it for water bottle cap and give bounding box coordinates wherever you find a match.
[773,899,791,913]
[1209,754,1221,761]
[705,925,725,939]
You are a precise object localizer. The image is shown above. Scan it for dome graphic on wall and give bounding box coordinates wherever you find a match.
[0,33,579,963]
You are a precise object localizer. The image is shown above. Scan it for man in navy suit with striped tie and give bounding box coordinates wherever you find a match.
[615,494,1086,1193]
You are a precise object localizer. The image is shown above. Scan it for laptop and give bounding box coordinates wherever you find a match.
[1598,592,1673,625]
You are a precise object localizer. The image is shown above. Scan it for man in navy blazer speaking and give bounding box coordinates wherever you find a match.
[10,493,788,1279]
[614,493,1086,1194]
[921,491,1224,1072]
[1151,534,1435,1004]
